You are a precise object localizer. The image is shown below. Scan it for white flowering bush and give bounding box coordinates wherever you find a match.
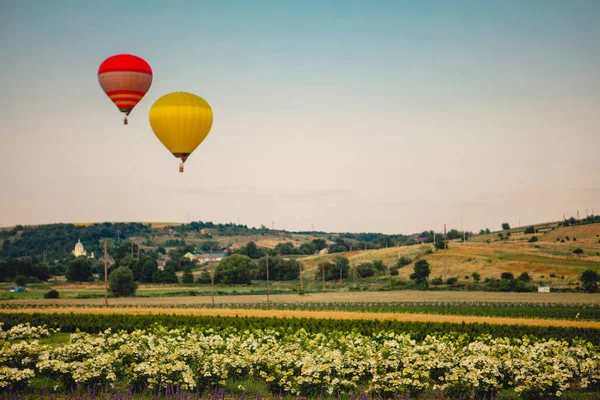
[0,322,57,341]
[0,324,598,397]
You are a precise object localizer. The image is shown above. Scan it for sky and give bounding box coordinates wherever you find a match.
[1,0,599,234]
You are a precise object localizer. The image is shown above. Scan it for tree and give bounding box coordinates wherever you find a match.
[502,223,510,230]
[109,266,137,297]
[434,240,446,251]
[66,257,93,282]
[524,226,535,234]
[162,265,179,283]
[356,262,375,278]
[518,272,532,282]
[528,236,538,243]
[312,239,327,251]
[573,248,584,255]
[196,269,212,284]
[580,270,599,293]
[214,254,256,285]
[471,272,481,282]
[299,242,317,255]
[198,240,219,252]
[316,256,349,281]
[410,260,431,285]
[140,258,158,283]
[15,275,26,286]
[256,256,300,280]
[182,266,194,284]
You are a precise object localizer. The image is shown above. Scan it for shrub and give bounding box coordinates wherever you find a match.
[397,256,412,268]
[524,226,535,234]
[431,277,443,285]
[389,267,399,276]
[446,277,458,285]
[471,272,481,282]
[501,272,514,280]
[573,248,584,255]
[528,236,538,243]
[43,289,59,299]
[434,240,445,251]
[573,237,577,241]
[371,259,387,273]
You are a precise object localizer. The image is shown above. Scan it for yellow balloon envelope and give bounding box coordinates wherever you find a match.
[149,92,214,172]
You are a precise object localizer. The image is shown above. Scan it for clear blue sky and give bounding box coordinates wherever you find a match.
[1,0,599,233]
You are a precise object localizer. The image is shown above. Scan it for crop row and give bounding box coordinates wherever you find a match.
[0,301,598,320]
[1,312,600,344]
[1,324,599,398]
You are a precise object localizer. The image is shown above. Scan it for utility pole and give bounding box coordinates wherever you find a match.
[137,246,140,259]
[209,245,215,305]
[130,241,133,257]
[103,239,108,307]
[266,253,270,302]
[339,263,343,286]
[299,263,303,292]
[577,210,580,220]
[322,263,325,289]
[272,220,275,230]
[443,224,448,281]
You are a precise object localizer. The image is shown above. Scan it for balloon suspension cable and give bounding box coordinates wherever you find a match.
[179,163,184,173]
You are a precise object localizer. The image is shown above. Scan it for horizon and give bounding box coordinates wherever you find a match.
[1,1,599,234]
[0,214,591,237]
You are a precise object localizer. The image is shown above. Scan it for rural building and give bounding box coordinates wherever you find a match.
[197,252,226,263]
[184,251,200,261]
[538,286,551,293]
[157,254,171,270]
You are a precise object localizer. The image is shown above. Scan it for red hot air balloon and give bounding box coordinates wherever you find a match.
[98,54,153,125]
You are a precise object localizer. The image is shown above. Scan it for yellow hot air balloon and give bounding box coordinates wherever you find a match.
[149,92,214,172]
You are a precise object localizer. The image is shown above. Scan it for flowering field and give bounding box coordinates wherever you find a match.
[1,322,599,399]
[0,301,598,320]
